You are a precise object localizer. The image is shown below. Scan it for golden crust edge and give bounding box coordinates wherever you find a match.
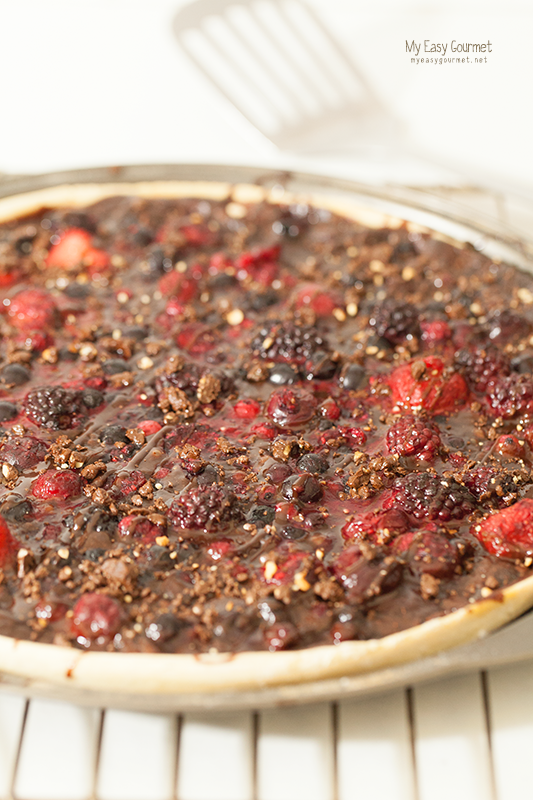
[0,178,529,694]
[1,577,533,694]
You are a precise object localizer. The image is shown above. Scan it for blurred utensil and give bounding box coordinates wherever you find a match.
[173,0,402,153]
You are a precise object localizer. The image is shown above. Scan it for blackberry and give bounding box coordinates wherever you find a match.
[386,415,441,462]
[252,321,327,364]
[487,374,533,418]
[23,386,87,430]
[169,485,242,531]
[389,473,475,521]
[454,346,510,392]
[370,300,420,344]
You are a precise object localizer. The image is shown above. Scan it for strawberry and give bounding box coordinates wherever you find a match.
[8,289,57,330]
[32,469,81,500]
[473,499,533,559]
[0,516,18,568]
[45,228,109,270]
[388,356,469,414]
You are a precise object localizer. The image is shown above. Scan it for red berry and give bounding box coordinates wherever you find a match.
[486,374,533,418]
[118,515,162,543]
[455,346,511,393]
[264,621,298,651]
[0,435,47,469]
[169,485,240,531]
[46,228,108,270]
[371,300,420,344]
[388,356,469,415]
[0,516,18,568]
[113,470,146,497]
[159,272,198,302]
[319,398,340,420]
[207,539,234,561]
[385,473,475,522]
[421,319,451,344]
[293,283,339,317]
[251,421,278,440]
[473,499,533,558]
[35,599,68,622]
[393,531,461,578]
[8,289,57,330]
[233,399,261,419]
[176,323,218,354]
[266,387,317,428]
[386,415,441,461]
[495,434,525,460]
[137,420,162,436]
[32,469,81,500]
[72,593,123,641]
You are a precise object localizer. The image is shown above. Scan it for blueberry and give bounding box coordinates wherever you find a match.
[1,497,32,522]
[122,326,147,341]
[85,548,105,562]
[0,401,18,422]
[81,388,104,409]
[297,453,328,473]
[269,364,298,385]
[145,613,181,643]
[102,359,129,375]
[197,465,220,485]
[340,363,366,390]
[281,524,306,540]
[99,425,128,445]
[64,283,92,298]
[249,505,276,526]
[511,354,533,374]
[1,364,30,386]
[282,473,323,504]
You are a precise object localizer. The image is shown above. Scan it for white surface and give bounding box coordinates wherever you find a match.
[337,690,415,800]
[413,674,494,800]
[177,711,254,800]
[0,694,25,800]
[488,661,533,800]
[14,698,99,800]
[257,703,334,800]
[97,710,177,800]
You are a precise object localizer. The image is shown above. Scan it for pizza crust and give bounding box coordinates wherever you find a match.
[0,178,532,699]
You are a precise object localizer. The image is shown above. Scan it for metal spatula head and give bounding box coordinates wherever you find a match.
[173,0,402,153]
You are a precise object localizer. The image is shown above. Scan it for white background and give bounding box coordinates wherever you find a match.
[0,0,531,194]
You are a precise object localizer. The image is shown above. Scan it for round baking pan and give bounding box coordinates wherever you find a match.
[0,164,533,711]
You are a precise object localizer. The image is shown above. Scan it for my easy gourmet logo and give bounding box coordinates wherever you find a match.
[406,40,492,64]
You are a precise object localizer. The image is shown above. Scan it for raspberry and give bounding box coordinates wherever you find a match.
[0,516,18,568]
[454,346,510,393]
[388,356,469,415]
[235,245,280,286]
[8,289,57,330]
[371,300,420,344]
[341,509,410,543]
[473,498,533,558]
[266,387,317,429]
[118,515,162,543]
[486,374,533,418]
[233,399,261,419]
[158,272,198,302]
[23,386,87,430]
[176,323,218,354]
[71,593,123,641]
[169,485,241,531]
[0,435,47,469]
[393,531,461,578]
[386,415,441,461]
[113,470,146,497]
[32,469,81,500]
[463,466,518,504]
[252,321,327,364]
[293,283,340,317]
[386,473,475,521]
[421,319,451,344]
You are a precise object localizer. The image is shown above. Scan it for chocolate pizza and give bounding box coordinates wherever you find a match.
[0,179,532,697]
